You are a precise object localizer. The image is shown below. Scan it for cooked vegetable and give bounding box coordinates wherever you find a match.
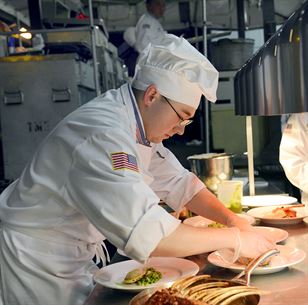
[208,222,225,228]
[123,268,146,284]
[123,267,162,286]
[265,206,297,219]
[236,256,271,267]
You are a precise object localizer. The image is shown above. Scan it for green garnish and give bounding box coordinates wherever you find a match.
[122,267,162,286]
[208,222,225,228]
[135,267,162,286]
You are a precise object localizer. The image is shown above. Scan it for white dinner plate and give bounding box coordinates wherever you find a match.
[254,226,288,243]
[93,257,199,292]
[208,245,306,275]
[183,216,287,242]
[183,214,255,227]
[242,195,297,207]
[247,206,308,225]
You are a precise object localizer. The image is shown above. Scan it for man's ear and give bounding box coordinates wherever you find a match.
[143,84,159,106]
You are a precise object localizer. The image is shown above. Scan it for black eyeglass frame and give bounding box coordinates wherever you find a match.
[161,96,193,127]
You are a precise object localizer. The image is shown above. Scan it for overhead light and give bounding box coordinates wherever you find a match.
[19,27,32,39]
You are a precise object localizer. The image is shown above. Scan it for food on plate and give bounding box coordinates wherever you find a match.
[264,206,297,219]
[144,288,205,305]
[208,222,225,228]
[236,256,271,267]
[123,267,162,285]
[143,275,269,305]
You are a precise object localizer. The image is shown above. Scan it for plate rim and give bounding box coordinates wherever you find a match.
[242,195,298,207]
[254,226,288,243]
[246,206,307,224]
[93,256,199,291]
[207,245,306,275]
[183,214,255,227]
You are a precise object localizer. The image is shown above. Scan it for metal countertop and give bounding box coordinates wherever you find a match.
[85,220,308,305]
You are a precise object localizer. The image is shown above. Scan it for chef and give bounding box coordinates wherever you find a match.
[134,0,166,53]
[0,34,275,305]
[280,113,308,205]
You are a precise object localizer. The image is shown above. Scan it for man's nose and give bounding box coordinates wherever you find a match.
[174,124,185,135]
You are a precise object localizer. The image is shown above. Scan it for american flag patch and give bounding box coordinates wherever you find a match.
[111,152,139,172]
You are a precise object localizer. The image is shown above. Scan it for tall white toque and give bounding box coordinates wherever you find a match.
[132,33,219,109]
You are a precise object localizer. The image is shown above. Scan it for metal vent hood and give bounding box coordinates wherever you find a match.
[235,0,308,116]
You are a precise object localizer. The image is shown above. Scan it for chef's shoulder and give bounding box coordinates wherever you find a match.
[51,88,132,143]
[78,89,128,123]
[136,13,156,31]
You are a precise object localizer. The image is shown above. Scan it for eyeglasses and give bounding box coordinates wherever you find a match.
[161,96,193,127]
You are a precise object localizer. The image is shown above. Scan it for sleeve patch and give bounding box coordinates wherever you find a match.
[111,152,139,172]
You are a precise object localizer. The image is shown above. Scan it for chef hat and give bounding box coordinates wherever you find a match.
[132,33,219,109]
[123,26,136,47]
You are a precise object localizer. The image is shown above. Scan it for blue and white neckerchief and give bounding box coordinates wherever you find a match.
[128,85,151,147]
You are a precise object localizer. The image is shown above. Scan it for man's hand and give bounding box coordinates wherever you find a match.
[239,230,277,258]
[226,214,254,231]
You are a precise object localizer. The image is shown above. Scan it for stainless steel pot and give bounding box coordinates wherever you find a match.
[187,153,234,194]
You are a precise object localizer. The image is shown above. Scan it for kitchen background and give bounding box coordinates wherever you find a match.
[0,0,305,199]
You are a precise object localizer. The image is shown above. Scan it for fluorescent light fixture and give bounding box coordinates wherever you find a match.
[19,27,32,39]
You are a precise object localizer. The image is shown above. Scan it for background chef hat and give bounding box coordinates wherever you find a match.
[123,26,136,47]
[132,33,219,109]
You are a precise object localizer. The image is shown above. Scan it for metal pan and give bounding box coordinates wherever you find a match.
[129,249,279,305]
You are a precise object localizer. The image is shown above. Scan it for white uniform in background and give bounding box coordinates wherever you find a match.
[0,83,204,305]
[134,12,166,53]
[279,113,308,205]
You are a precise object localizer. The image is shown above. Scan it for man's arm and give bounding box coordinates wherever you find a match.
[185,187,236,226]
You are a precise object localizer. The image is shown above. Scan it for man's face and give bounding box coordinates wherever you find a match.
[148,0,166,18]
[139,85,196,144]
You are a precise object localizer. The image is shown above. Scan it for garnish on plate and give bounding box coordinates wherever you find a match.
[123,267,162,286]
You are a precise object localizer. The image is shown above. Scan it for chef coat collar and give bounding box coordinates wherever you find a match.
[128,84,151,147]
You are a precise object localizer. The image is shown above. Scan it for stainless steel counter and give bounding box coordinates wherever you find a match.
[85,221,308,305]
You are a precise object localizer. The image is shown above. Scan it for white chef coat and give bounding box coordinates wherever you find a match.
[279,113,308,205]
[0,83,205,305]
[134,12,166,53]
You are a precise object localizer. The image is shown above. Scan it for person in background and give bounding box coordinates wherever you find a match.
[121,0,166,76]
[0,34,275,305]
[0,21,10,57]
[134,0,166,53]
[279,113,308,205]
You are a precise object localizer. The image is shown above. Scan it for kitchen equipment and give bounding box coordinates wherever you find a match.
[300,2,308,107]
[0,54,96,180]
[234,0,308,115]
[129,249,279,305]
[187,153,234,194]
[239,61,248,115]
[210,38,254,71]
[262,32,281,115]
[244,57,255,115]
[217,180,243,213]
[233,67,242,115]
[278,7,303,114]
[251,46,266,115]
